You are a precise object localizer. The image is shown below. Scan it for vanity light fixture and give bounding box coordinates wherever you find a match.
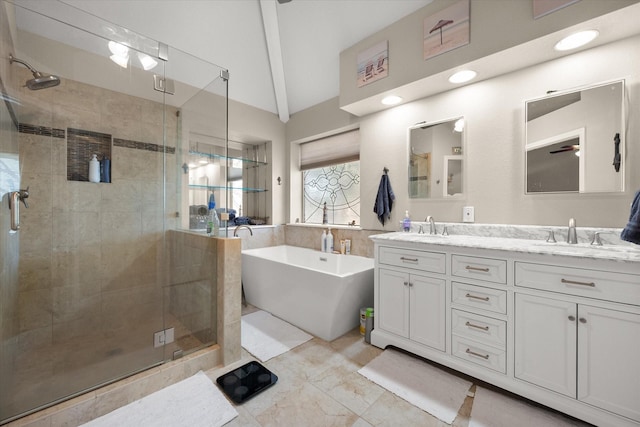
[108,41,129,68]
[448,70,476,84]
[138,52,158,71]
[554,30,599,51]
[453,118,465,132]
[381,95,403,106]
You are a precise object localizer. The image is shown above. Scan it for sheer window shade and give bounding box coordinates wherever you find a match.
[299,129,360,170]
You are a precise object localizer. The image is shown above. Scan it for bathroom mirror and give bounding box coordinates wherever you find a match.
[525,80,625,194]
[408,117,464,198]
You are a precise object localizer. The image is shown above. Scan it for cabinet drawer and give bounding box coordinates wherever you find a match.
[452,309,506,349]
[515,262,640,305]
[379,246,445,274]
[452,282,507,314]
[452,255,507,284]
[452,335,506,374]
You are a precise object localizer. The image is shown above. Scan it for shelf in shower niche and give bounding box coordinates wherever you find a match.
[188,184,268,193]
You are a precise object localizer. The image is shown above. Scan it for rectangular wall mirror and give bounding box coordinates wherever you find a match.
[408,117,465,199]
[525,80,625,194]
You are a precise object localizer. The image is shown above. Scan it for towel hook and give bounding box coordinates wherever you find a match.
[383,167,389,175]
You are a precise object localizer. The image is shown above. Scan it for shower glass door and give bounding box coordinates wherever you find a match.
[0,1,227,423]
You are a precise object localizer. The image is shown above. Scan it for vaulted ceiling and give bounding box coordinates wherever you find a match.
[45,0,433,122]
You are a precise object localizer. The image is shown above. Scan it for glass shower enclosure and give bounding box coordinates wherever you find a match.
[0,1,228,423]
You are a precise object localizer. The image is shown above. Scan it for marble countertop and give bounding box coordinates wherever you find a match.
[370,226,640,264]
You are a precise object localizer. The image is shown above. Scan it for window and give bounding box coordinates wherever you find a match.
[300,129,360,225]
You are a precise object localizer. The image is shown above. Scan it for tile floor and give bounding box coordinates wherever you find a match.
[203,306,591,427]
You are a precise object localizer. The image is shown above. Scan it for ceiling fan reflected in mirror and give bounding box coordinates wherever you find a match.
[550,144,580,155]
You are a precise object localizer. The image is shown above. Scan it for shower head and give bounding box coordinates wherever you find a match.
[9,54,60,90]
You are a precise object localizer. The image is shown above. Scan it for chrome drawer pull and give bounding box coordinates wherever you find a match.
[465,265,490,272]
[561,278,595,287]
[400,257,419,262]
[465,321,489,331]
[466,348,489,360]
[465,293,490,301]
[465,265,489,273]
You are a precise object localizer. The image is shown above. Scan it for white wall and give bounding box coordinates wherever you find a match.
[286,35,640,230]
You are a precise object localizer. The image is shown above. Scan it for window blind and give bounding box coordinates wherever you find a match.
[299,129,360,170]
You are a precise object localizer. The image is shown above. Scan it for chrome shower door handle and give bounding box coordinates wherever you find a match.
[9,191,20,231]
[8,187,29,231]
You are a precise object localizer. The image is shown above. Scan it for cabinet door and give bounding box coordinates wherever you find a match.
[409,274,446,351]
[515,293,576,397]
[378,268,410,338]
[578,305,640,422]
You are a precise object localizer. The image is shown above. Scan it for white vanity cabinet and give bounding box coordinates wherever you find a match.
[377,246,446,351]
[515,263,640,423]
[370,235,640,427]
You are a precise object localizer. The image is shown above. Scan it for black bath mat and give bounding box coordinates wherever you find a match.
[216,361,278,404]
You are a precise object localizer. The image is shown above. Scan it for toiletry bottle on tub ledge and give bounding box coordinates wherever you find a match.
[326,228,334,253]
[321,229,327,252]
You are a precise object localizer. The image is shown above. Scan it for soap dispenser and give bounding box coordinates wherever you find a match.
[89,154,100,183]
[403,210,411,232]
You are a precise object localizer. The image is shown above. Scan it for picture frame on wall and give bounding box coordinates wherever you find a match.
[423,0,470,61]
[357,40,388,88]
[533,0,580,19]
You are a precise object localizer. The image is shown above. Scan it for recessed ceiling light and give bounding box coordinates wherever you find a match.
[448,70,477,84]
[554,30,599,51]
[381,95,402,105]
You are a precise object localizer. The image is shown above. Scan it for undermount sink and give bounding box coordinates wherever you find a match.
[531,242,635,253]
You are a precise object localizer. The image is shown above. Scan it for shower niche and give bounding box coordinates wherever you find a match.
[66,128,112,182]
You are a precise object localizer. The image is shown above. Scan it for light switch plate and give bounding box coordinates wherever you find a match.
[462,206,474,223]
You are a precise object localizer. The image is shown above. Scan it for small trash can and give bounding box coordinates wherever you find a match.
[364,308,374,344]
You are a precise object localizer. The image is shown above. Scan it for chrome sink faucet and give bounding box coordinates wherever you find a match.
[567,218,578,244]
[425,216,436,235]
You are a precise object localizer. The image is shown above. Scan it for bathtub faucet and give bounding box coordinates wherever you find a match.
[233,224,253,237]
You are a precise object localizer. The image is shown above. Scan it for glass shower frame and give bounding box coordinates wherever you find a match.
[0,1,228,423]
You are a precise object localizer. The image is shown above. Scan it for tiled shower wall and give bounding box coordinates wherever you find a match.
[10,64,185,393]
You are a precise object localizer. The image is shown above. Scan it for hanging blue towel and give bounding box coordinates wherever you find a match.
[621,189,640,245]
[374,173,395,226]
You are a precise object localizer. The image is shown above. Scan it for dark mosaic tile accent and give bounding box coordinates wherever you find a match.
[18,123,65,139]
[113,138,175,154]
[67,128,112,182]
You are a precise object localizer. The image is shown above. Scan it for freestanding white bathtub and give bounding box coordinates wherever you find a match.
[241,245,374,341]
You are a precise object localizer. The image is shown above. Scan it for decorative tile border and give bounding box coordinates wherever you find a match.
[114,138,175,154]
[18,123,65,138]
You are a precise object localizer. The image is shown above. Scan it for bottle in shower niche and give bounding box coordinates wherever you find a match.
[403,210,411,232]
[100,156,111,183]
[88,154,100,183]
[326,228,334,253]
[321,230,327,252]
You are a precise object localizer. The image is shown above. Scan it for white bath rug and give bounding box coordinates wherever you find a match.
[358,349,472,424]
[241,310,313,362]
[469,386,589,427]
[80,371,237,427]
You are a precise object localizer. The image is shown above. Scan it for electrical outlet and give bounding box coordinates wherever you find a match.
[462,206,475,223]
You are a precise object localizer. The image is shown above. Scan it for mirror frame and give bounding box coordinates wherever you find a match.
[524,79,625,195]
[408,117,465,199]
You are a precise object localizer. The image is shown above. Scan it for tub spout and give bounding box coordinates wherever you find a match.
[234,225,253,237]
